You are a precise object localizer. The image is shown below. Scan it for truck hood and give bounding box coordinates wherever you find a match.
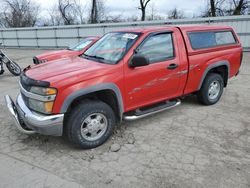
[36,50,80,60]
[25,56,115,85]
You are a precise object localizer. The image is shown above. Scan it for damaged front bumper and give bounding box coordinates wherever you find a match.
[4,94,64,136]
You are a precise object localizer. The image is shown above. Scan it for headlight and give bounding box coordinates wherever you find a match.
[29,98,54,114]
[30,86,57,96]
[28,86,57,114]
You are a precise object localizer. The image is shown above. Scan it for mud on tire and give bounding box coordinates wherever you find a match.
[197,73,224,105]
[65,100,116,149]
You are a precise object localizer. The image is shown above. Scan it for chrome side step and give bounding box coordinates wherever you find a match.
[123,99,181,121]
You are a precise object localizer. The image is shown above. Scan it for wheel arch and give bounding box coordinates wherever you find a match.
[198,61,230,90]
[60,83,124,122]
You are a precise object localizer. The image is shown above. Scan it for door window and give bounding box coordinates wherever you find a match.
[137,33,174,64]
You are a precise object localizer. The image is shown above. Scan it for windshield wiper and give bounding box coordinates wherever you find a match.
[83,54,105,60]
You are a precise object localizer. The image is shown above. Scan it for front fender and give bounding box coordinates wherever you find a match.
[60,83,124,119]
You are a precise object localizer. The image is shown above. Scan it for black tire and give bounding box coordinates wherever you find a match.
[65,100,116,149]
[6,61,21,76]
[197,73,224,105]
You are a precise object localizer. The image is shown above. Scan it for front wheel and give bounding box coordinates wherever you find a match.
[6,61,21,76]
[197,73,224,105]
[65,100,116,149]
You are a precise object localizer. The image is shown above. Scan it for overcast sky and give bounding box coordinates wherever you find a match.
[36,0,207,18]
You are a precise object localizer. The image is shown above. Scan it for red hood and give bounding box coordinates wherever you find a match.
[36,50,80,61]
[25,56,116,86]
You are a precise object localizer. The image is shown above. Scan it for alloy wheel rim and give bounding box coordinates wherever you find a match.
[80,113,108,141]
[208,80,220,100]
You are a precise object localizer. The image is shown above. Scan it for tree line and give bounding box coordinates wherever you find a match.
[205,0,249,16]
[0,0,249,28]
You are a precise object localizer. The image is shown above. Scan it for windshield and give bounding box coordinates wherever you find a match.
[83,32,140,64]
[69,38,94,51]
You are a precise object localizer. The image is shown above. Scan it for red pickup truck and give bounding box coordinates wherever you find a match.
[33,36,99,64]
[5,25,242,149]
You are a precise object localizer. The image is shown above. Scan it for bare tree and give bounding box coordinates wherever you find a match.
[138,0,152,21]
[146,3,165,21]
[126,15,139,22]
[1,0,39,27]
[203,0,249,17]
[97,0,106,21]
[148,3,157,20]
[58,0,77,25]
[45,0,86,26]
[230,0,249,15]
[210,0,217,16]
[168,8,184,19]
[46,4,64,26]
[89,0,105,23]
[102,14,123,23]
[0,13,5,27]
[89,0,97,23]
[73,0,86,24]
[203,0,226,17]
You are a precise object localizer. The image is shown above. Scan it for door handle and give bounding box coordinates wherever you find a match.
[167,63,178,70]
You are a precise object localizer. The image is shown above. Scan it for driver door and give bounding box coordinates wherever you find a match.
[124,31,182,111]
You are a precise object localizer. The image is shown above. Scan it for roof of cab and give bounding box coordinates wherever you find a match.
[116,25,233,34]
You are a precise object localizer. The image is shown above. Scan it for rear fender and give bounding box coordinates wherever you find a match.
[198,60,230,90]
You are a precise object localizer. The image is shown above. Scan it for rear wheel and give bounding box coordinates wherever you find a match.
[65,100,116,149]
[6,61,21,76]
[197,73,224,105]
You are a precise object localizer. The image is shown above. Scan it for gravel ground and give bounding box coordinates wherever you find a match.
[0,49,249,188]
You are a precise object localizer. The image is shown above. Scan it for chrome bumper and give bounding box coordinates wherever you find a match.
[4,94,64,136]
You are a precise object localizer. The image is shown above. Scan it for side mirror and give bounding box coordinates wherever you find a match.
[129,54,149,68]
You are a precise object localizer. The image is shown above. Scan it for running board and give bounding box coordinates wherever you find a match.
[123,99,181,121]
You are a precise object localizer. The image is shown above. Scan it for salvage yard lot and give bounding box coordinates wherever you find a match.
[0,49,249,188]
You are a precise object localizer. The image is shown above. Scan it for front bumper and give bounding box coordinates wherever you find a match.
[4,94,64,136]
